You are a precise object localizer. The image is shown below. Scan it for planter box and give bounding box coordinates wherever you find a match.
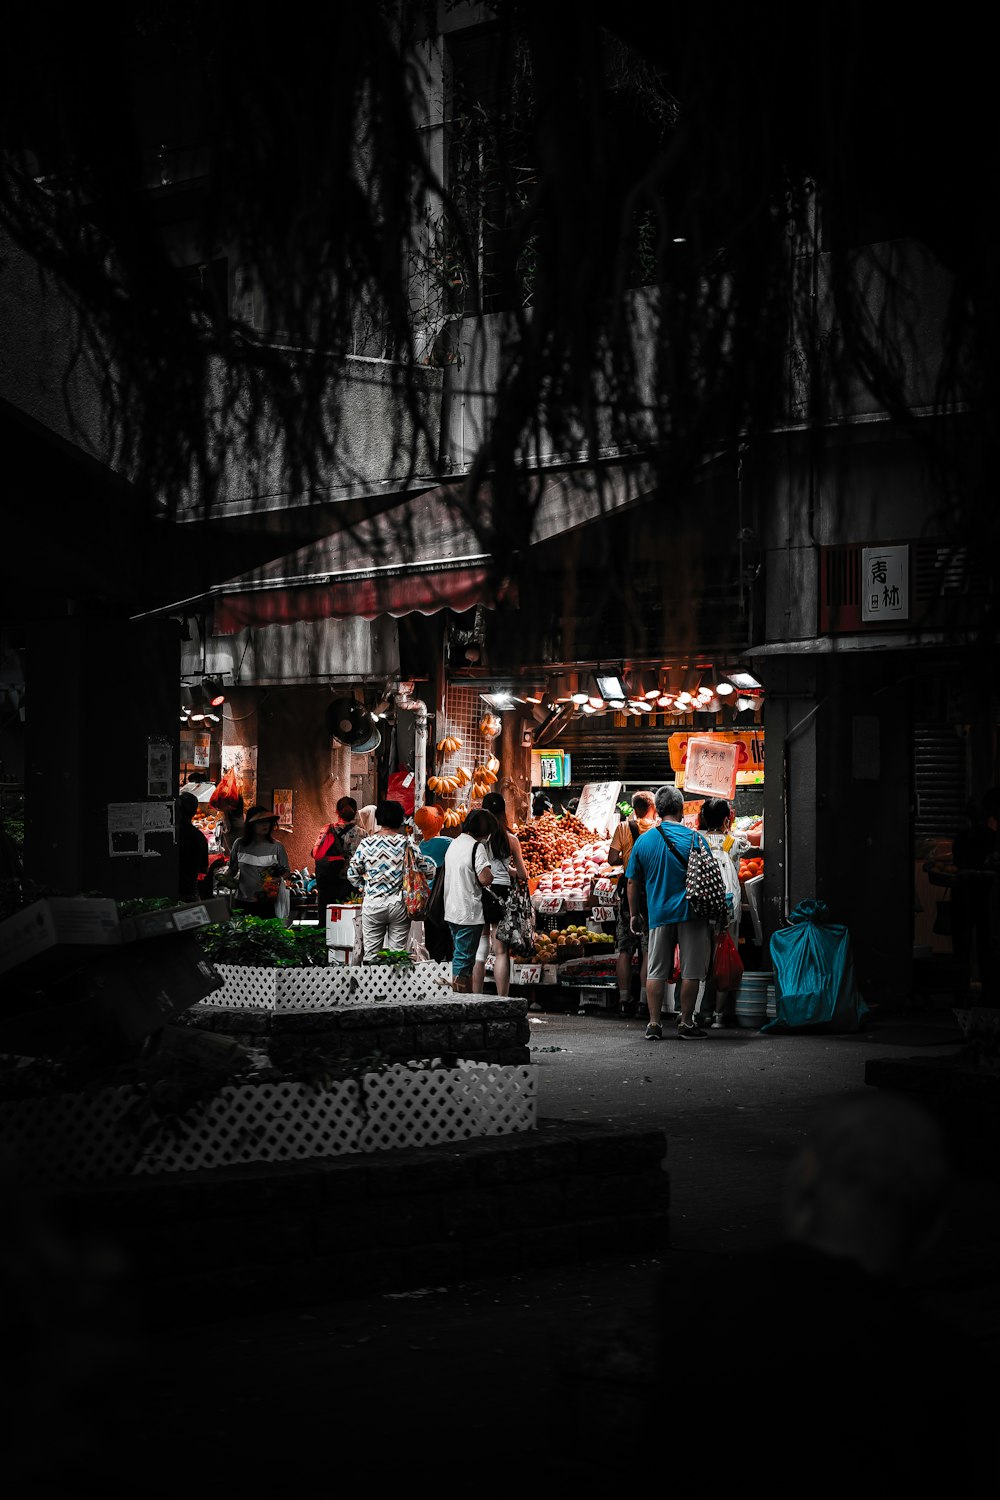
[0,1062,538,1183]
[206,961,455,1012]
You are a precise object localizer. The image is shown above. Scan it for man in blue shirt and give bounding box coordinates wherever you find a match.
[627,784,712,1040]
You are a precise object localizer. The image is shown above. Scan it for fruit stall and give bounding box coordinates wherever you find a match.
[504,806,621,1008]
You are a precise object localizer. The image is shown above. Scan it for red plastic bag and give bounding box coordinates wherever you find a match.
[713,929,744,990]
[387,763,416,816]
[209,766,242,812]
[670,945,681,984]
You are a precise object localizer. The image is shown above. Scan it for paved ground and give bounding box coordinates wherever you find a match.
[12,1002,1000,1490]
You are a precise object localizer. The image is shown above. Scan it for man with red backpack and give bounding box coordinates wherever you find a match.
[312,796,361,912]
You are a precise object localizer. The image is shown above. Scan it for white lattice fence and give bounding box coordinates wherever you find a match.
[206,962,455,1011]
[0,1063,538,1183]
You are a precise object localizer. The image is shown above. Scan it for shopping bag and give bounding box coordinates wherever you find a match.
[401,839,431,918]
[685,833,730,925]
[713,929,744,989]
[496,880,534,952]
[274,879,291,925]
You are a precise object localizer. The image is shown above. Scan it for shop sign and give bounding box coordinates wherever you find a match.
[861,544,909,623]
[669,732,764,786]
[682,738,740,800]
[531,748,572,787]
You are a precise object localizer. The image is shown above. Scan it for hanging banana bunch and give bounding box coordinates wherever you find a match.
[436,735,462,754]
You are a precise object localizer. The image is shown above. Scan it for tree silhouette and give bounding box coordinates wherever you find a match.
[1,2,995,610]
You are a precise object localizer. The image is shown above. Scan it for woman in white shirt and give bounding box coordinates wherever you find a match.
[473,792,530,996]
[442,808,497,992]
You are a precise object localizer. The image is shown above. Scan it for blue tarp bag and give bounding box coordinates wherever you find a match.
[761,899,869,1034]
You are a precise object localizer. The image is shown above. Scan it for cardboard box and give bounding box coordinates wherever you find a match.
[0,934,223,1056]
[117,897,231,944]
[88,935,224,1043]
[0,898,121,976]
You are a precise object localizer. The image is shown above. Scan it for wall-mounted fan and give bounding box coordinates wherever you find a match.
[351,726,382,755]
[326,698,376,747]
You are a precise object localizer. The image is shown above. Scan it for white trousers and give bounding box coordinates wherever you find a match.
[361,895,409,960]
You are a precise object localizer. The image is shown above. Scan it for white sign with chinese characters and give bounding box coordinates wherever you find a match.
[862,545,909,623]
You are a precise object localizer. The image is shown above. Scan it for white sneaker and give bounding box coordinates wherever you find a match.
[711,1012,726,1029]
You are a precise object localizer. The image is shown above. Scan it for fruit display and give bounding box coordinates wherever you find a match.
[518,811,608,878]
[531,926,615,963]
[436,736,462,753]
[738,855,764,883]
[428,773,466,794]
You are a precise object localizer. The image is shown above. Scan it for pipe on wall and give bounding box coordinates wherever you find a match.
[395,693,428,809]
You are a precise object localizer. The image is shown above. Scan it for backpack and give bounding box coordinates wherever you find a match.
[311,822,348,873]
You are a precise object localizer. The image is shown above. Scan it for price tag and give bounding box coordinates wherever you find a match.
[592,905,615,922]
[533,895,563,913]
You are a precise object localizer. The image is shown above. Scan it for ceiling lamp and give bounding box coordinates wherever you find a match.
[595,669,628,700]
[736,695,757,712]
[203,675,226,708]
[727,670,762,691]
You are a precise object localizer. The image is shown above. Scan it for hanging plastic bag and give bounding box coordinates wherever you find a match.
[713,929,744,990]
[274,879,292,925]
[388,763,416,816]
[763,899,869,1034]
[407,919,430,963]
[209,766,242,812]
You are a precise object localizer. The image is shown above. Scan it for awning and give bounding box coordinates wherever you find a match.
[213,560,502,633]
[187,460,657,633]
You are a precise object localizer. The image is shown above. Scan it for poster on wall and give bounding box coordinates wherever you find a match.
[273,788,294,830]
[193,735,212,770]
[221,743,257,808]
[146,738,173,798]
[108,801,175,857]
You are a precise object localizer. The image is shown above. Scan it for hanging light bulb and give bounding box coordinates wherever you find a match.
[203,675,227,708]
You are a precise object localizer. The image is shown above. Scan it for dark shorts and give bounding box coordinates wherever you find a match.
[616,904,648,955]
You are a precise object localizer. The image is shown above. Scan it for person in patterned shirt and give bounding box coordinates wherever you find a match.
[347,799,435,961]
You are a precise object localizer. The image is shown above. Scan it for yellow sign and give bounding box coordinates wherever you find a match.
[669,731,764,787]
